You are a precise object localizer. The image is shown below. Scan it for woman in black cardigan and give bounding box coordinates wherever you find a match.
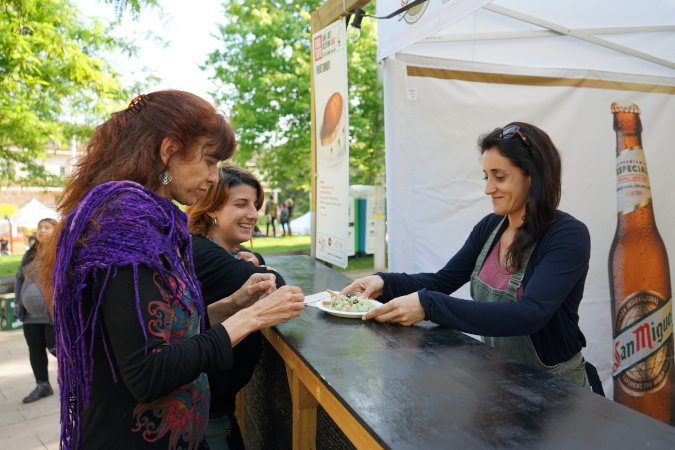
[187,165,284,450]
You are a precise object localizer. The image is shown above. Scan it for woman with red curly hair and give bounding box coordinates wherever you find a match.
[38,91,304,450]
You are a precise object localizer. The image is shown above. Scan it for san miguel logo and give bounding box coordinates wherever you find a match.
[401,0,430,25]
[613,290,673,395]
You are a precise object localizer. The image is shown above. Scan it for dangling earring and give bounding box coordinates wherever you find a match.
[213,217,218,226]
[160,170,172,185]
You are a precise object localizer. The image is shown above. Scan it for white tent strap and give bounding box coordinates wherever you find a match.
[420,26,675,43]
[471,4,675,71]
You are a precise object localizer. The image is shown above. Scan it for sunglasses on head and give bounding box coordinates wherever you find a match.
[500,125,530,147]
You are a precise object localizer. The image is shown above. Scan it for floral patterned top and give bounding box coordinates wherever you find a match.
[81,265,232,449]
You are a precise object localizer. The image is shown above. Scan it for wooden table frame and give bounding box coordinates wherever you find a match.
[261,327,383,450]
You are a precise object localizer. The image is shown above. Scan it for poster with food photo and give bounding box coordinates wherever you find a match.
[313,17,349,268]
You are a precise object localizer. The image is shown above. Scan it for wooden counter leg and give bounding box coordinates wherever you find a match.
[286,363,319,450]
[235,390,246,442]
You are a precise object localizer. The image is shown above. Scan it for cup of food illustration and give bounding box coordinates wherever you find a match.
[319,92,347,165]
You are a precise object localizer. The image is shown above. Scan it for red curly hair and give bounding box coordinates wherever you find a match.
[38,90,236,304]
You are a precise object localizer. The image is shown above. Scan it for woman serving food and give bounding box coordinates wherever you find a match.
[342,122,597,390]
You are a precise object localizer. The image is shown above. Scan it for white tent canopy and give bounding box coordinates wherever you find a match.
[378,0,675,77]
[15,199,59,228]
[290,212,312,236]
[378,0,675,397]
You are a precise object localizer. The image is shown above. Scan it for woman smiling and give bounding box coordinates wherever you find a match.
[343,122,601,393]
[187,165,285,449]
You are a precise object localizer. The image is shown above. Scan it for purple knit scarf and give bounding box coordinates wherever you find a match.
[51,180,205,450]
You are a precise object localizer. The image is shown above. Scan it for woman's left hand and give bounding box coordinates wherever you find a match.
[208,273,277,326]
[362,292,426,326]
[236,251,260,266]
[232,272,276,308]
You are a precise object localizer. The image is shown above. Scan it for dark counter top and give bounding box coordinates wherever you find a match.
[265,255,675,449]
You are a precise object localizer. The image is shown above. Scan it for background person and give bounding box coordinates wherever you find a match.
[285,198,294,235]
[279,204,289,236]
[14,218,57,403]
[264,194,277,237]
[38,91,304,450]
[187,164,285,449]
[343,122,600,392]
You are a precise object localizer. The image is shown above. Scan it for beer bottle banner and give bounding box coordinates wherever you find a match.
[609,101,673,424]
[615,146,651,216]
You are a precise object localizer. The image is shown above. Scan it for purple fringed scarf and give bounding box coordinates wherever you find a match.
[51,181,205,450]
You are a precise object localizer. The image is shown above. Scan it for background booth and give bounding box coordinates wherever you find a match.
[377,0,675,396]
[349,185,381,256]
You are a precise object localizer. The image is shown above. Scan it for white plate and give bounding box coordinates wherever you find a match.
[316,299,383,319]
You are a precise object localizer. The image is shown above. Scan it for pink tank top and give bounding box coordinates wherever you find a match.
[477,241,524,300]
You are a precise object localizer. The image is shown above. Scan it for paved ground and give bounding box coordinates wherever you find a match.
[0,267,385,449]
[0,329,59,450]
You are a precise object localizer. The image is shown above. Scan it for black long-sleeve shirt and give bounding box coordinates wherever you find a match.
[379,211,590,366]
[191,236,286,416]
[82,264,232,449]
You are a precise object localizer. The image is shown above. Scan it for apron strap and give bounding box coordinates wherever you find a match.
[471,216,507,280]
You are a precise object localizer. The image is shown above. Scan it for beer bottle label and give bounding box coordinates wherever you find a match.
[616,146,652,216]
[613,290,673,395]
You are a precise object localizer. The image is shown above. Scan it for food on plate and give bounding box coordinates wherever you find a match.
[323,289,376,313]
[320,92,343,146]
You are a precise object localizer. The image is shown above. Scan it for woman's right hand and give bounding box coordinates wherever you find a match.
[223,285,304,346]
[248,285,305,328]
[340,275,384,300]
[236,251,260,266]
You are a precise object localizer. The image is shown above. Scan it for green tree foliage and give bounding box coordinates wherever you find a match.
[101,0,160,19]
[205,0,384,201]
[0,0,132,186]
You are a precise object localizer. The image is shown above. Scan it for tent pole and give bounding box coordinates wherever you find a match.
[484,4,675,71]
[420,26,675,44]
[310,0,373,260]
[310,11,318,259]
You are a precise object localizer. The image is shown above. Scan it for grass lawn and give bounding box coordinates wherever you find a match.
[0,255,23,278]
[333,255,378,272]
[251,235,384,272]
[250,235,311,254]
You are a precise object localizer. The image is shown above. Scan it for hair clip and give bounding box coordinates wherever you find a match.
[127,94,149,116]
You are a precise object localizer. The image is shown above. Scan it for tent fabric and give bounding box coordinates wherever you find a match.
[381,51,675,396]
[16,199,59,228]
[0,203,20,220]
[378,0,675,78]
[289,212,312,236]
[376,0,675,399]
[377,0,492,62]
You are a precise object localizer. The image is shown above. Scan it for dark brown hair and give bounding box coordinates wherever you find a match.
[187,164,264,237]
[478,122,562,271]
[39,90,236,301]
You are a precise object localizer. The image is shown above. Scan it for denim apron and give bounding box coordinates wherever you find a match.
[469,218,589,389]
